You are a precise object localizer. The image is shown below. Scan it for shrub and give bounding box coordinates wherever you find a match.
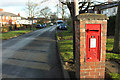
[107,16,116,36]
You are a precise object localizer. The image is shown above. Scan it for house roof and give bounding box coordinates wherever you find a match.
[0,11,20,17]
[95,2,118,10]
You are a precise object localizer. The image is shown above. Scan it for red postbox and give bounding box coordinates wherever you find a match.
[86,24,101,62]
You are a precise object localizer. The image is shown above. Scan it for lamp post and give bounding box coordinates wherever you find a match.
[73,0,79,63]
[74,0,79,16]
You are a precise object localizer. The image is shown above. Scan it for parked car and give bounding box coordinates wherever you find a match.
[57,20,63,29]
[50,23,53,26]
[36,24,42,28]
[57,23,62,29]
[44,23,47,27]
[59,23,67,30]
[42,24,46,28]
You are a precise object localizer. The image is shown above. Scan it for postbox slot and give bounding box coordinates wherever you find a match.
[86,24,101,62]
[89,30,99,31]
[86,29,99,32]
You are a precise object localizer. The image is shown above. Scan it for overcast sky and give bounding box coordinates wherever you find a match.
[0,0,59,18]
[0,0,118,18]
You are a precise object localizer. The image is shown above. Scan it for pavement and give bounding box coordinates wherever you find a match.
[1,26,64,78]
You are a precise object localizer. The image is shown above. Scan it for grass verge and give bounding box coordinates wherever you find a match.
[106,38,120,61]
[109,73,120,80]
[106,53,120,60]
[0,30,32,40]
[57,27,73,62]
[106,38,114,51]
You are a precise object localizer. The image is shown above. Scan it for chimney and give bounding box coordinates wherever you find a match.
[0,9,3,11]
[18,13,20,16]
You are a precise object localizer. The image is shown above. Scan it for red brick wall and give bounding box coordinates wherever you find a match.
[0,16,17,25]
[75,20,107,79]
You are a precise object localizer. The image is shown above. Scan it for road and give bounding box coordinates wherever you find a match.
[1,26,63,78]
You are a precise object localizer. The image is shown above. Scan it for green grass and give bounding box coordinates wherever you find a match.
[106,53,120,60]
[57,27,73,62]
[58,40,73,62]
[0,30,32,40]
[61,29,73,40]
[109,73,120,80]
[106,38,114,51]
[106,38,120,60]
[0,25,49,40]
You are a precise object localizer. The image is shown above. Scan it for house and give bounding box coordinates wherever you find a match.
[93,2,118,17]
[27,17,38,24]
[36,17,51,23]
[0,9,21,27]
[16,18,32,25]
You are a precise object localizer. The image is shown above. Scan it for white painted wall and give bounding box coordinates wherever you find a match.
[101,6,118,17]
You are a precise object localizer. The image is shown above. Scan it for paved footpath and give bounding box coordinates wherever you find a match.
[1,26,63,78]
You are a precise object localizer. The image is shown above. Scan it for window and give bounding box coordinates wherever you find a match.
[106,9,108,13]
[95,11,97,14]
[6,16,8,19]
[12,17,13,20]
[2,16,4,20]
[3,22,5,24]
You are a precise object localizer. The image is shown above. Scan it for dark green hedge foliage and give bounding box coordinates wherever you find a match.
[107,16,116,36]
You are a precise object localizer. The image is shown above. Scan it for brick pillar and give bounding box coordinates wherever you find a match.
[75,13,108,79]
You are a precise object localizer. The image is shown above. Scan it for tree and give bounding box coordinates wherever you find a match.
[50,13,58,23]
[59,0,94,19]
[113,1,120,53]
[56,3,69,21]
[39,7,52,19]
[39,6,52,23]
[25,0,39,30]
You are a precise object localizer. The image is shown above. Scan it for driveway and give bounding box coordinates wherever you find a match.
[1,26,63,78]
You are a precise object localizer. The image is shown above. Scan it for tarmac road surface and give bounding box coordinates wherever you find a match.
[1,26,64,78]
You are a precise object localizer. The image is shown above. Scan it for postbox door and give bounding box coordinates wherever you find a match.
[86,24,101,62]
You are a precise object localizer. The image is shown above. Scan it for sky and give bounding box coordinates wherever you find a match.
[0,0,118,18]
[0,0,60,18]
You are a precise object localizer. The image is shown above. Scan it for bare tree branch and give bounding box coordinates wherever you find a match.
[39,7,51,19]
[80,2,91,13]
[59,0,67,5]
[79,2,87,9]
